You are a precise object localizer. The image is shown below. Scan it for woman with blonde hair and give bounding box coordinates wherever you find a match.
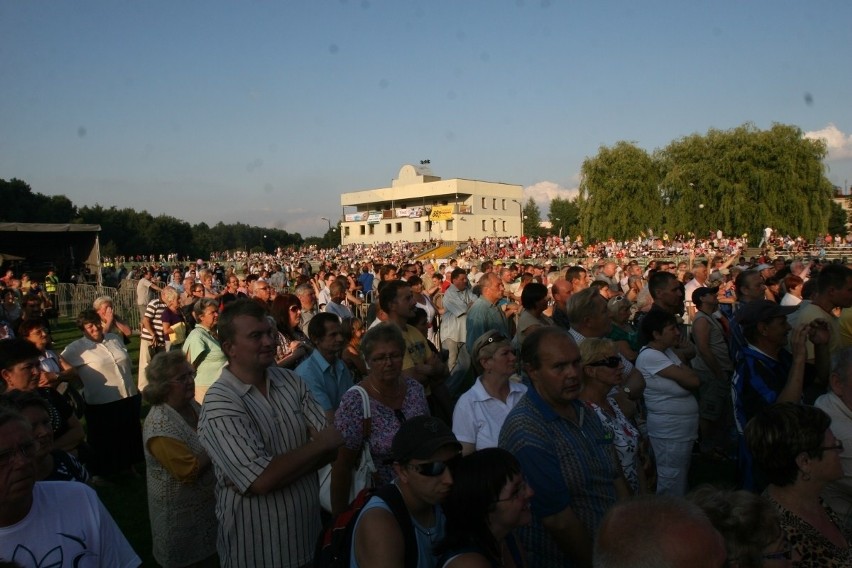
[579,338,647,494]
[453,330,526,455]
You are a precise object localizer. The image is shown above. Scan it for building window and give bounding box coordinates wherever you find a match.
[385,223,392,234]
[492,219,497,232]
[396,223,403,233]
[492,198,497,209]
[426,220,432,232]
[502,220,506,232]
[446,220,453,231]
[502,199,506,210]
[344,227,350,237]
[482,220,487,231]
[369,225,375,235]
[481,197,486,209]
[414,221,421,232]
[360,225,366,235]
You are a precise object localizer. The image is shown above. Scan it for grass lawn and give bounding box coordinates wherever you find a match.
[51,318,156,567]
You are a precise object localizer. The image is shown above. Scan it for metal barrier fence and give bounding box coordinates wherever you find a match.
[56,281,141,330]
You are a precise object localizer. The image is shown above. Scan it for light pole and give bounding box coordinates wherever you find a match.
[321,217,337,246]
[511,199,523,238]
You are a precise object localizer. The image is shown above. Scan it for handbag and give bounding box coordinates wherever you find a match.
[318,385,375,512]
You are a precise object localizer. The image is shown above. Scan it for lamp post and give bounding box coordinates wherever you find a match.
[321,217,337,246]
[511,199,523,238]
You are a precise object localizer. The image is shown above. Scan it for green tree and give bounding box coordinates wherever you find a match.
[578,142,662,241]
[828,200,849,236]
[658,123,833,242]
[523,197,543,238]
[548,197,580,238]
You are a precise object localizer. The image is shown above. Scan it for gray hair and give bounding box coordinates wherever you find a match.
[161,286,179,304]
[193,298,219,319]
[565,287,603,325]
[294,283,314,297]
[142,350,188,405]
[93,296,113,310]
[360,322,406,361]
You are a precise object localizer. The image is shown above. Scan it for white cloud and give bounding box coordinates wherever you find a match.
[804,123,852,160]
[523,180,580,210]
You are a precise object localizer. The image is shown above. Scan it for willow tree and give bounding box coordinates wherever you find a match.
[578,142,662,241]
[657,123,834,241]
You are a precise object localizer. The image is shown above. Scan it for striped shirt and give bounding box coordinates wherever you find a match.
[198,365,327,568]
[140,298,166,343]
[499,389,619,568]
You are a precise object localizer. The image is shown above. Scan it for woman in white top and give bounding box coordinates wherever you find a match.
[780,274,804,307]
[452,330,527,455]
[61,309,143,478]
[409,275,440,347]
[636,309,700,496]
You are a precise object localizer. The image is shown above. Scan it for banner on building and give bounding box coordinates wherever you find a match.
[367,211,382,224]
[429,205,454,221]
[396,207,425,218]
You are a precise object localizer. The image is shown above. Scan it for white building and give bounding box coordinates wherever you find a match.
[339,165,524,245]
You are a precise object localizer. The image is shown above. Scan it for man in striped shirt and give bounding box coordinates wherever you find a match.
[199,299,344,568]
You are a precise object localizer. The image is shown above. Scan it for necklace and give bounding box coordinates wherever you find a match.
[367,379,402,399]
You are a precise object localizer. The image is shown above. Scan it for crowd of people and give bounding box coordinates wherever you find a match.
[3,232,852,567]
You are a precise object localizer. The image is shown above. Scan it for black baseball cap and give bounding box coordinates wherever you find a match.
[388,416,461,463]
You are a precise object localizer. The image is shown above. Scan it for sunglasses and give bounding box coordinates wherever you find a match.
[484,333,508,345]
[587,356,622,368]
[407,456,460,477]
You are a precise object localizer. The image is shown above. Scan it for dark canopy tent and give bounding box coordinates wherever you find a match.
[0,223,101,284]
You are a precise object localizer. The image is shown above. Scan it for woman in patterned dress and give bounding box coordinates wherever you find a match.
[329,324,429,515]
[142,350,217,567]
[746,403,852,567]
[579,338,648,494]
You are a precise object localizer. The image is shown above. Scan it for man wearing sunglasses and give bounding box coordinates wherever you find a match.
[352,416,462,568]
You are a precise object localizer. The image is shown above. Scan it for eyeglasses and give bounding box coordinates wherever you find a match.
[407,456,460,477]
[587,356,622,368]
[0,440,38,467]
[169,371,197,384]
[817,440,844,452]
[369,353,404,365]
[496,478,529,502]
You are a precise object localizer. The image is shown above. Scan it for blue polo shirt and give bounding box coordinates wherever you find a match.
[295,349,354,411]
[499,387,618,568]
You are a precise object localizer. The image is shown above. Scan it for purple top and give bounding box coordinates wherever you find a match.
[334,378,429,486]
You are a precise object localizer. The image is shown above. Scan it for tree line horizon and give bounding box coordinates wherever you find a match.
[3,122,847,257]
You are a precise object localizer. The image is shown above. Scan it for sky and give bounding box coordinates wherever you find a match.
[2,1,851,238]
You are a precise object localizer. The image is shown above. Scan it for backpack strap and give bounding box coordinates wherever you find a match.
[375,484,418,568]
